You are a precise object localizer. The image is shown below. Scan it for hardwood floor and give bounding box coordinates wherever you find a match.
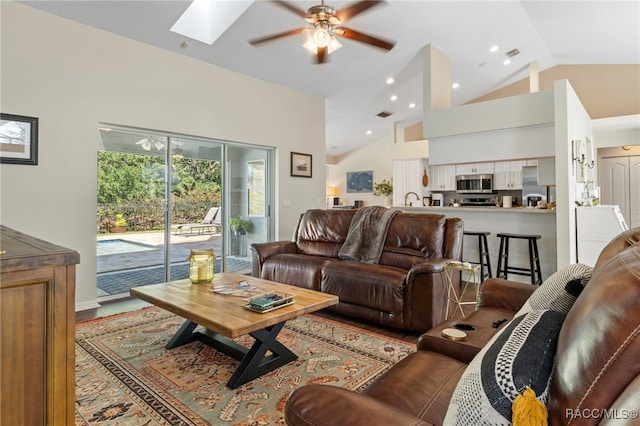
[76,296,425,344]
[76,297,152,322]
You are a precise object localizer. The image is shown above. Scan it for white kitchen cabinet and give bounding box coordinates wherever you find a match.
[494,160,526,189]
[537,157,555,186]
[429,164,457,191]
[393,158,428,206]
[455,162,494,175]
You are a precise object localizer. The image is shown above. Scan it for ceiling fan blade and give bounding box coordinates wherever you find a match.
[272,0,308,19]
[335,0,384,23]
[334,26,394,51]
[315,46,328,64]
[249,28,307,45]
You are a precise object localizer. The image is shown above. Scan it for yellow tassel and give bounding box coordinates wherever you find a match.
[512,387,548,426]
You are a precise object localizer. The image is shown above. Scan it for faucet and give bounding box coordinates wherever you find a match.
[404,192,420,207]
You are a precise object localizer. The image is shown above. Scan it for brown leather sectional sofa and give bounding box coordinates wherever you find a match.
[284,227,640,425]
[250,208,464,332]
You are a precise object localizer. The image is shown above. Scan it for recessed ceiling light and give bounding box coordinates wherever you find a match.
[489,45,499,53]
[503,59,511,65]
[366,130,372,135]
[409,102,416,108]
[452,82,460,89]
[386,77,395,85]
[390,95,398,101]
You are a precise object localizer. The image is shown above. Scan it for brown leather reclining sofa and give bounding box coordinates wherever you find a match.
[250,208,464,332]
[285,227,640,425]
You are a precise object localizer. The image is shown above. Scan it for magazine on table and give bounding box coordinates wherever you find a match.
[211,280,263,297]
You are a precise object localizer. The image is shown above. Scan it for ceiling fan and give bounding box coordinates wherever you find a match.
[249,0,395,64]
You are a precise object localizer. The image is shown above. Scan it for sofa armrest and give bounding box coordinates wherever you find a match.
[402,258,457,332]
[285,384,432,426]
[249,241,296,277]
[416,306,514,363]
[406,258,452,277]
[477,277,536,312]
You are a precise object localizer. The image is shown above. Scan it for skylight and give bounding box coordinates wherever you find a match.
[170,0,254,45]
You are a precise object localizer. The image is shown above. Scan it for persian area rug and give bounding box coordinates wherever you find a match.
[75,306,415,425]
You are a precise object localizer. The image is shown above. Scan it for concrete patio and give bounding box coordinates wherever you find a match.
[97,230,251,298]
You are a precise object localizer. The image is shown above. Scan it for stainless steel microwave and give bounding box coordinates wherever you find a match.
[456,174,494,193]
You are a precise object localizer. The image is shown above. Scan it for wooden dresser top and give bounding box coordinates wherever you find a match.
[0,225,80,272]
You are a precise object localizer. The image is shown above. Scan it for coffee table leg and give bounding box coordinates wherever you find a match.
[165,320,198,349]
[226,321,298,389]
[165,319,298,389]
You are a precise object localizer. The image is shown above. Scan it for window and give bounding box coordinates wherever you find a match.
[247,159,265,217]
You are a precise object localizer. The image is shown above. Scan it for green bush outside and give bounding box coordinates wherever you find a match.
[97,151,221,233]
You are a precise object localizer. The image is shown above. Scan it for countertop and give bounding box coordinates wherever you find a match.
[395,205,556,214]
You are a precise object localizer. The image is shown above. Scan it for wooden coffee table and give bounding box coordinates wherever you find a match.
[130,273,338,389]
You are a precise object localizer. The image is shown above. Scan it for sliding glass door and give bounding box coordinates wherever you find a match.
[97,125,273,301]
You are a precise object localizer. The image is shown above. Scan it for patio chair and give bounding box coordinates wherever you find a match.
[171,207,220,236]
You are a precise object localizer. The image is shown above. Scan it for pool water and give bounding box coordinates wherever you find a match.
[97,239,156,256]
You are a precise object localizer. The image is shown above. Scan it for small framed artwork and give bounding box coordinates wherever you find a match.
[0,113,39,165]
[346,170,373,193]
[291,152,312,178]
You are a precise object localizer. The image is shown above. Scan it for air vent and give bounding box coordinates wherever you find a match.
[505,48,520,58]
[377,111,393,118]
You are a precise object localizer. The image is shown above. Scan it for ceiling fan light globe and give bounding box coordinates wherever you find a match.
[304,34,341,56]
[312,28,330,48]
[327,36,342,54]
[303,38,317,54]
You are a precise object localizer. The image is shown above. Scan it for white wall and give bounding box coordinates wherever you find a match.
[593,115,640,148]
[0,2,326,310]
[553,80,594,268]
[423,91,555,138]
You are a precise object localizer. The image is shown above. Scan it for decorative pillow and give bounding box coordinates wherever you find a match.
[515,263,593,317]
[444,309,565,425]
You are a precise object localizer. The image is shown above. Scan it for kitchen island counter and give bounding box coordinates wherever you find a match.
[394,205,557,283]
[395,206,556,214]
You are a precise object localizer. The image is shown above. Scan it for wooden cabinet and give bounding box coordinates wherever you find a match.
[393,158,428,206]
[455,162,494,175]
[0,226,79,426]
[429,164,457,191]
[494,160,526,189]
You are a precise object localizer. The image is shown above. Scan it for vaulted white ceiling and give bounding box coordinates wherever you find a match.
[22,1,640,155]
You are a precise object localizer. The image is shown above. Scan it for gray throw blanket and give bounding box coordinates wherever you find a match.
[338,206,399,264]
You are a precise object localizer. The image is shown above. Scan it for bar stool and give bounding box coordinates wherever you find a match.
[463,231,492,282]
[496,233,543,285]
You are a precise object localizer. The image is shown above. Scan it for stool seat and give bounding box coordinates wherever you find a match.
[496,233,542,285]
[496,233,542,240]
[464,231,491,236]
[463,231,492,282]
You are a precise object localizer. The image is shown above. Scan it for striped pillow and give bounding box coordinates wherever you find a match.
[515,263,593,317]
[444,309,565,425]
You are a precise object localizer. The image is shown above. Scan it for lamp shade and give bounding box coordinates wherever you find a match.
[326,186,338,196]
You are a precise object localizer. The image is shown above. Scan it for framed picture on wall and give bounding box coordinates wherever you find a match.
[0,113,39,165]
[346,170,373,193]
[291,152,312,178]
